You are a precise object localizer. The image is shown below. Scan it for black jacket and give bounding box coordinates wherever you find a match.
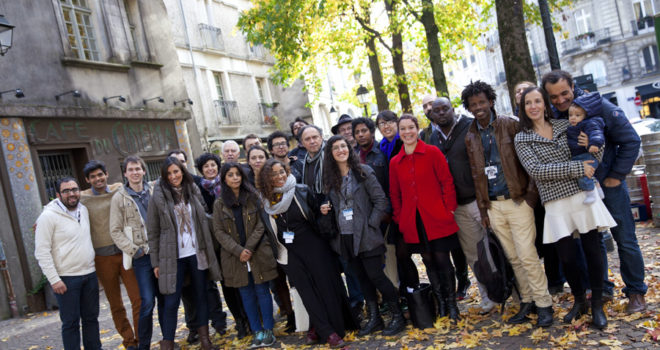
[421,117,476,205]
[355,141,388,196]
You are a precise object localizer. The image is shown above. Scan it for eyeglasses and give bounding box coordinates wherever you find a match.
[378,120,396,128]
[60,188,80,195]
[272,142,288,148]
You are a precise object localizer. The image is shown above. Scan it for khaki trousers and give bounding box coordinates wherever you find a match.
[95,254,141,348]
[487,199,552,308]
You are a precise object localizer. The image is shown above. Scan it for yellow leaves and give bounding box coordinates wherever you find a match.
[599,339,622,346]
[550,330,579,348]
[407,327,430,341]
[99,329,111,334]
[433,316,451,334]
[505,323,531,336]
[459,332,481,348]
[528,327,549,344]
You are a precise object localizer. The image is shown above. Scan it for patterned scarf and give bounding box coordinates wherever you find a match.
[262,174,297,216]
[302,143,325,193]
[200,175,222,198]
[380,133,400,160]
[172,186,194,249]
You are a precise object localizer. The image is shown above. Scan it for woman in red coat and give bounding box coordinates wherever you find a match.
[389,114,461,322]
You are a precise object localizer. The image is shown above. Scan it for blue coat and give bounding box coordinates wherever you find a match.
[567,92,606,156]
[551,86,640,182]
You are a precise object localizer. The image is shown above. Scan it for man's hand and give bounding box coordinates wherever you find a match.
[481,216,490,229]
[52,281,67,294]
[239,249,252,263]
[153,267,159,278]
[603,178,621,188]
[577,132,589,147]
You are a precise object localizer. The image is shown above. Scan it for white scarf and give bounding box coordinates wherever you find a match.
[262,174,297,215]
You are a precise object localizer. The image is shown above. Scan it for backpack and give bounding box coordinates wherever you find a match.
[472,228,516,304]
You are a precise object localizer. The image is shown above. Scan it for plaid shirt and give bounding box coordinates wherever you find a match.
[514,119,602,204]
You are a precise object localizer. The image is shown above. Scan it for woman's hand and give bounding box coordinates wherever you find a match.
[153,267,160,279]
[239,249,252,262]
[583,160,596,178]
[577,131,589,147]
[320,202,332,215]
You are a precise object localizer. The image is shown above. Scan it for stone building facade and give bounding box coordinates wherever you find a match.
[0,0,193,318]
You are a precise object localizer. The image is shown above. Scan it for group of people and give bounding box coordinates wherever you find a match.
[34,69,648,350]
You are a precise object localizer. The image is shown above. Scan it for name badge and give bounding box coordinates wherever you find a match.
[283,231,295,244]
[485,165,498,180]
[342,208,354,221]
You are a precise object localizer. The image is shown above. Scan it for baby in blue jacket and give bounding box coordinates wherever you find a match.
[567,92,605,205]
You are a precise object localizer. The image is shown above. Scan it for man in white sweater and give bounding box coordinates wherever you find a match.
[34,177,101,350]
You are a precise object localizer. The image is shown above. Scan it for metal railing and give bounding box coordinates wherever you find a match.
[199,23,224,51]
[214,100,239,125]
[633,17,655,35]
[259,103,278,125]
[642,64,660,75]
[248,44,265,59]
[561,28,611,55]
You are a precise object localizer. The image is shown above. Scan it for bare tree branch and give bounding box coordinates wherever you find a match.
[351,4,393,52]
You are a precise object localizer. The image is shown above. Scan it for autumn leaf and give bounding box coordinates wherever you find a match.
[529,327,549,344]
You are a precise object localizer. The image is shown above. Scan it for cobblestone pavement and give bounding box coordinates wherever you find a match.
[1,223,658,349]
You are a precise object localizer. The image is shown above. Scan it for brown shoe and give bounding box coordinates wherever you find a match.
[626,294,646,314]
[197,325,218,350]
[159,340,174,350]
[327,333,346,348]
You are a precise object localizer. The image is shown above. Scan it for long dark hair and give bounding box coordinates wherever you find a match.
[160,157,194,204]
[219,162,257,207]
[518,86,553,131]
[258,158,290,202]
[322,135,365,194]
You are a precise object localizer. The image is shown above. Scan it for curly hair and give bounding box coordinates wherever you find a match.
[257,158,291,203]
[322,135,366,194]
[461,80,497,111]
[267,130,289,151]
[195,152,222,175]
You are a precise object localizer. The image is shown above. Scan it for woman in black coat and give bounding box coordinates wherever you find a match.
[320,135,405,337]
[258,159,357,348]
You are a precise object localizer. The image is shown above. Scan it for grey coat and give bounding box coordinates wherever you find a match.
[327,165,388,256]
[147,181,221,295]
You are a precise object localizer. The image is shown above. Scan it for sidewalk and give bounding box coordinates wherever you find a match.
[1,223,658,349]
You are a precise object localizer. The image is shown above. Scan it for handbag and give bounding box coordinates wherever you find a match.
[291,287,309,332]
[405,283,437,329]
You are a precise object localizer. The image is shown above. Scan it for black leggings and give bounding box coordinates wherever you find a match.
[555,229,604,300]
[395,236,420,291]
[421,250,455,280]
[349,254,398,304]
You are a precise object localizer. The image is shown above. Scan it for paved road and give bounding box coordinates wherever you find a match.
[1,223,658,349]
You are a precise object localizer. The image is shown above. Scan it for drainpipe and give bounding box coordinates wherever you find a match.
[0,239,19,318]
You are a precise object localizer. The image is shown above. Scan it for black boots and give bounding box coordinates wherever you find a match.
[382,301,406,336]
[536,306,553,327]
[508,302,534,324]
[427,265,446,317]
[591,299,608,330]
[563,294,588,324]
[358,301,384,336]
[438,272,460,323]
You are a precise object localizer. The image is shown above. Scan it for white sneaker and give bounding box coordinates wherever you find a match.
[597,186,605,199]
[479,298,497,315]
[583,189,598,205]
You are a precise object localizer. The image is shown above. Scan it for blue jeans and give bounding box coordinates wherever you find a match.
[572,153,598,191]
[600,181,647,296]
[339,256,364,308]
[133,254,163,349]
[53,272,102,350]
[238,273,275,332]
[161,255,209,340]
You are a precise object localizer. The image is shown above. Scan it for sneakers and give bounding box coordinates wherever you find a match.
[479,298,497,315]
[250,331,264,348]
[260,329,275,347]
[583,188,598,205]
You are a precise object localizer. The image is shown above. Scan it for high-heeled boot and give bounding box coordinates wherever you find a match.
[427,265,446,317]
[439,272,460,323]
[382,301,406,336]
[591,299,608,330]
[563,294,588,324]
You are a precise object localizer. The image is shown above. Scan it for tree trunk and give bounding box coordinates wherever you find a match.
[495,0,536,109]
[420,0,448,97]
[365,35,390,111]
[386,0,412,113]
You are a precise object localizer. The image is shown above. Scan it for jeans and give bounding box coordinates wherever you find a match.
[162,255,209,340]
[133,254,163,350]
[339,256,364,308]
[238,273,275,332]
[572,153,599,191]
[53,272,102,350]
[601,181,647,296]
[182,279,226,330]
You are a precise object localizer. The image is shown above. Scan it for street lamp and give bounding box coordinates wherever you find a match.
[356,85,369,117]
[0,15,14,56]
[0,88,24,99]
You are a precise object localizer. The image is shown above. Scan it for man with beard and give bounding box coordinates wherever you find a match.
[222,140,241,163]
[332,114,357,149]
[35,177,101,350]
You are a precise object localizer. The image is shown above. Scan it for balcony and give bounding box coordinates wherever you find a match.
[199,24,224,51]
[214,100,239,125]
[632,16,655,35]
[248,43,266,59]
[642,64,660,75]
[259,102,278,125]
[561,28,611,55]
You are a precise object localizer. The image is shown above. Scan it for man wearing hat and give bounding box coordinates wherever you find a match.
[332,114,357,149]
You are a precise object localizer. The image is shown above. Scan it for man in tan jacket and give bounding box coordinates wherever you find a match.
[81,160,140,350]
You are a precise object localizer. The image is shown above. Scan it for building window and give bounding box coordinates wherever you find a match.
[633,0,655,32]
[214,73,225,100]
[38,152,75,200]
[462,58,467,68]
[199,24,224,51]
[256,79,266,103]
[583,59,608,86]
[60,0,100,61]
[574,8,592,35]
[640,45,659,73]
